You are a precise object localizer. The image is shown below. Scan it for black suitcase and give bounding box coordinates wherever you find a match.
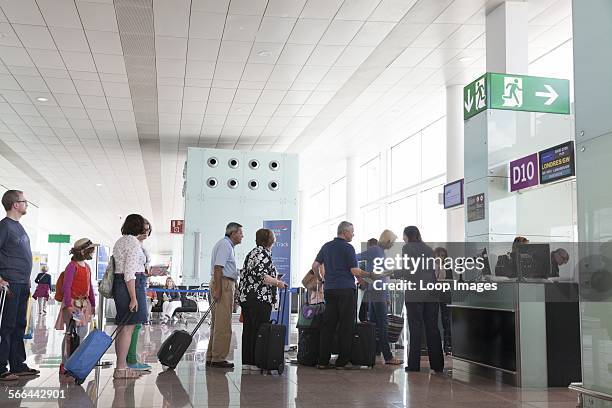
[351,322,376,368]
[254,289,287,374]
[158,302,214,369]
[297,329,319,366]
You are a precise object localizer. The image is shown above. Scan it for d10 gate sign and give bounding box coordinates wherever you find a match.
[509,153,539,192]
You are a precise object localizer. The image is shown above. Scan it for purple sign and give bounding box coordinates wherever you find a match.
[509,153,539,192]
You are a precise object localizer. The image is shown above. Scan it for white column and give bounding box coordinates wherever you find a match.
[486,1,528,74]
[346,156,360,242]
[446,85,465,242]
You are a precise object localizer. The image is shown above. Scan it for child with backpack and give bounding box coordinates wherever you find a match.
[54,238,97,378]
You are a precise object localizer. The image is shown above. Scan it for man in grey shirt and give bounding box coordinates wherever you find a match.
[206,222,243,368]
[0,190,40,382]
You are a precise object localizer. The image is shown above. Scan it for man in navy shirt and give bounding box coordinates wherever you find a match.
[312,221,370,369]
[0,190,39,382]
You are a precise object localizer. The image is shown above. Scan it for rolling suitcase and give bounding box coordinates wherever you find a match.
[297,329,319,366]
[387,314,404,344]
[351,322,376,368]
[254,288,287,374]
[158,301,214,369]
[64,313,132,384]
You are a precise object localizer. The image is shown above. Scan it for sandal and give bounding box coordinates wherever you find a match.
[385,358,404,365]
[113,368,141,379]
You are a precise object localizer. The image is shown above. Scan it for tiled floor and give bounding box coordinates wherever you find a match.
[0,303,578,407]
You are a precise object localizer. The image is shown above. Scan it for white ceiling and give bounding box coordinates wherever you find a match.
[0,0,573,254]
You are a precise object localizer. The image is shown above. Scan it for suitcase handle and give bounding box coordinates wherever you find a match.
[271,287,288,326]
[190,300,215,337]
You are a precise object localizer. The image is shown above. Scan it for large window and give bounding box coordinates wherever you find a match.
[360,155,380,206]
[421,118,446,181]
[420,186,446,242]
[387,194,418,239]
[391,134,421,192]
[329,177,347,218]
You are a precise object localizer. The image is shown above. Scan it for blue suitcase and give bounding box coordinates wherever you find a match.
[64,315,129,384]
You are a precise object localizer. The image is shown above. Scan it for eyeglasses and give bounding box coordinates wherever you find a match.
[16,200,28,207]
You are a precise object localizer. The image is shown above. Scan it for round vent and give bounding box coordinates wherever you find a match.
[207,157,218,168]
[227,178,239,189]
[268,181,279,191]
[228,158,239,169]
[248,159,259,170]
[206,177,218,188]
[269,160,280,171]
[248,180,259,190]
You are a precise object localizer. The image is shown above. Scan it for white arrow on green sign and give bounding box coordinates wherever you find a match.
[464,73,570,119]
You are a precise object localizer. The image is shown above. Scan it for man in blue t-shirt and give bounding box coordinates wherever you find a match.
[312,221,370,369]
[0,190,40,382]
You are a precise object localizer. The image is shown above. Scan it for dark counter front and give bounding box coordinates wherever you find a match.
[451,306,517,373]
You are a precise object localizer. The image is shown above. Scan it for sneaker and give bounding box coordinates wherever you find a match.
[127,362,152,371]
[0,372,19,382]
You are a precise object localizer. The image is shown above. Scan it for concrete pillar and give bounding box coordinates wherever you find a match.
[446,85,465,242]
[486,1,528,74]
[346,156,360,243]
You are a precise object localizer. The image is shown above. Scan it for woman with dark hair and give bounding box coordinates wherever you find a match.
[236,228,287,371]
[402,226,444,373]
[111,214,148,379]
[55,238,97,378]
[125,218,153,371]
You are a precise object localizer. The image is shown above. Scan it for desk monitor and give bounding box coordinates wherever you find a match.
[517,243,551,279]
[443,179,464,209]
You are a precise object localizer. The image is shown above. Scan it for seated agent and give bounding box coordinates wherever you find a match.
[550,248,570,278]
[312,221,371,370]
[495,236,529,278]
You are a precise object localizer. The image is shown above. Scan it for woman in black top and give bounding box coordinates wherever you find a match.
[403,226,444,373]
[237,229,286,371]
[33,265,51,315]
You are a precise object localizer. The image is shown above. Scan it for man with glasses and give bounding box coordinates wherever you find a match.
[0,190,40,382]
[550,248,570,278]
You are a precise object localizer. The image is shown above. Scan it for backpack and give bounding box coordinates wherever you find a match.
[55,261,88,302]
[54,271,66,302]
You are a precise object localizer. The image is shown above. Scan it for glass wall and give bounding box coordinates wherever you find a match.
[301,117,447,268]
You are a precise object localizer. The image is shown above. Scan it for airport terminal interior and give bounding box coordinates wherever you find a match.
[0,0,611,407]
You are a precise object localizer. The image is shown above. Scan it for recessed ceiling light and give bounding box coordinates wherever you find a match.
[95,183,102,187]
[235,108,243,112]
[257,50,270,57]
[458,56,473,63]
[36,97,48,102]
[239,26,245,30]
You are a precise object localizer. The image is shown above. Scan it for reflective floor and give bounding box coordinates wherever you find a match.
[0,302,578,407]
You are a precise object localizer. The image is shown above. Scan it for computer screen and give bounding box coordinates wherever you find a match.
[444,179,464,209]
[517,243,551,279]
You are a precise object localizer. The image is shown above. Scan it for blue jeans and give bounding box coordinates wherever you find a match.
[0,283,29,374]
[369,301,393,361]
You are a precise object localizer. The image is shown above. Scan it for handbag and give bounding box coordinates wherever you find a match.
[301,269,319,291]
[98,256,115,299]
[296,302,325,329]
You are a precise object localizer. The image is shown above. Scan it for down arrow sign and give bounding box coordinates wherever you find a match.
[535,84,559,105]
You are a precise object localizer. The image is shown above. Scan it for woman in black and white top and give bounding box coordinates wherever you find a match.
[237,228,286,371]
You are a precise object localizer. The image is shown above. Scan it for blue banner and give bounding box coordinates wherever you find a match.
[263,220,292,345]
[96,245,110,281]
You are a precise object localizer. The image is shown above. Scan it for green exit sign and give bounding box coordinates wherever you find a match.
[48,234,70,243]
[464,73,570,119]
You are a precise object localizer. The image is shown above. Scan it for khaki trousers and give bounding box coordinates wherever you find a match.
[206,277,234,362]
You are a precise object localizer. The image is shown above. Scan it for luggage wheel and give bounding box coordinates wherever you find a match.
[277,363,285,375]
